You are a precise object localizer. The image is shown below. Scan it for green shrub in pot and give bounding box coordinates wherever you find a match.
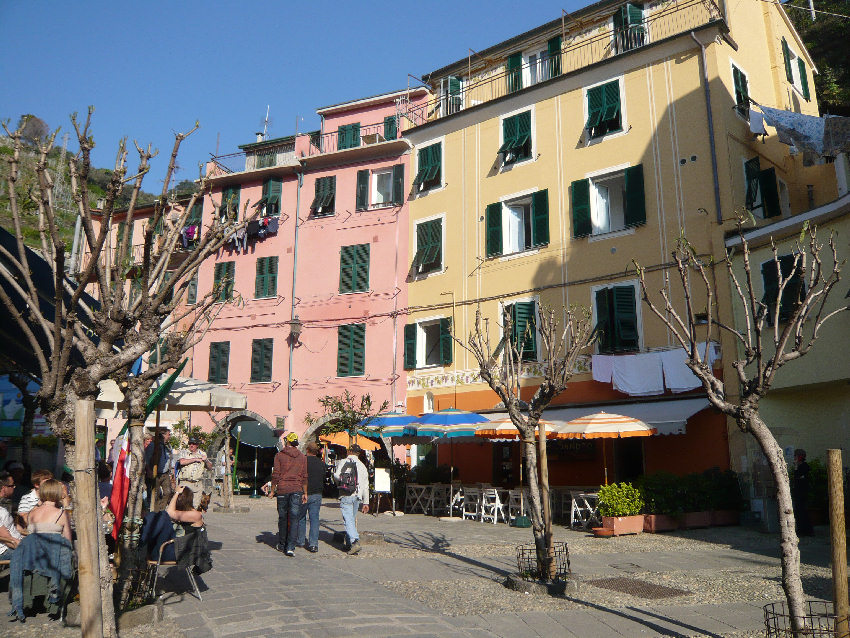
[637,472,682,516]
[598,482,645,517]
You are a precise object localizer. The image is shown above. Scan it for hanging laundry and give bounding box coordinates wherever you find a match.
[611,352,664,396]
[266,217,279,234]
[246,219,260,239]
[591,355,614,383]
[659,349,701,393]
[749,111,767,137]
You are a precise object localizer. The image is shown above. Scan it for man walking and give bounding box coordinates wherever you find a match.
[271,432,307,556]
[177,436,212,508]
[297,442,325,553]
[334,444,369,555]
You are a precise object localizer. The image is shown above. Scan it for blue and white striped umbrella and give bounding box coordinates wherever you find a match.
[358,412,430,443]
[414,408,488,442]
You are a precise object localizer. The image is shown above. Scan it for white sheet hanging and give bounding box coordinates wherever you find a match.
[612,352,664,396]
[591,355,615,383]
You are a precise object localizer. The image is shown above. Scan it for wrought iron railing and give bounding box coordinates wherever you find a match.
[401,0,723,127]
[304,119,400,157]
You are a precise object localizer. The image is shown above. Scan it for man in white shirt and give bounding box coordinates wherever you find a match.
[0,472,23,558]
[177,437,212,507]
[16,469,53,526]
[333,445,369,555]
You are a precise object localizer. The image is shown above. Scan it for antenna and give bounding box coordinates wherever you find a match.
[263,105,270,139]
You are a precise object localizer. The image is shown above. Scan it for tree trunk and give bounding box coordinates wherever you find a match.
[521,434,552,581]
[749,414,806,634]
[222,441,233,509]
[96,480,117,638]
[115,420,147,609]
[537,422,555,580]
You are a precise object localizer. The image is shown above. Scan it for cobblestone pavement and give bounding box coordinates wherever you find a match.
[0,495,836,637]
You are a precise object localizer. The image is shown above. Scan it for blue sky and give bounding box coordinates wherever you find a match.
[1,1,585,188]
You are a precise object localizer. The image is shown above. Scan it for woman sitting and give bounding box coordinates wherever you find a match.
[26,479,72,541]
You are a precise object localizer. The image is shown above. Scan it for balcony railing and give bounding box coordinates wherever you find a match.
[305,119,400,157]
[209,141,296,176]
[403,0,722,127]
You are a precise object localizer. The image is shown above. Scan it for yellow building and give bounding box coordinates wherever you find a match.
[399,0,840,485]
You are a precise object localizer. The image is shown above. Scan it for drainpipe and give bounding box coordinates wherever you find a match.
[287,169,304,411]
[691,31,723,225]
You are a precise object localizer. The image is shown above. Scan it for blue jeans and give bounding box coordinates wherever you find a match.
[277,492,302,551]
[297,493,322,548]
[339,494,361,544]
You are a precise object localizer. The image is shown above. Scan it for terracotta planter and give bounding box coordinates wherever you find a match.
[602,515,644,536]
[710,509,740,527]
[643,513,679,533]
[681,511,711,529]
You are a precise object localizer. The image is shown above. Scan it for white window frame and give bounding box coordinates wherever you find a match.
[411,315,449,369]
[371,168,394,209]
[583,75,628,146]
[413,136,445,197]
[498,295,541,363]
[521,44,555,88]
[590,279,644,353]
[495,186,540,257]
[742,157,764,218]
[785,46,807,98]
[609,3,652,53]
[584,162,635,240]
[412,212,446,279]
[498,105,536,171]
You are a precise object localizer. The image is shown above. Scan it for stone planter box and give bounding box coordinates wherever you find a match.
[681,511,711,529]
[602,515,644,536]
[643,513,679,533]
[710,509,740,526]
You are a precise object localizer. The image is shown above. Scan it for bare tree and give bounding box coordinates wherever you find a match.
[636,221,848,634]
[458,304,595,580]
[0,109,253,625]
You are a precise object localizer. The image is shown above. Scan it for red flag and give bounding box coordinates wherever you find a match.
[109,433,130,541]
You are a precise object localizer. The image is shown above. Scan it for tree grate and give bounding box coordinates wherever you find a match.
[587,577,690,599]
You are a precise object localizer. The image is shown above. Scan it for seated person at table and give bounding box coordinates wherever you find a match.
[0,471,22,558]
[17,470,54,530]
[26,480,72,541]
[142,485,205,562]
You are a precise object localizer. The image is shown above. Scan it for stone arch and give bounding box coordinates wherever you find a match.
[206,409,274,457]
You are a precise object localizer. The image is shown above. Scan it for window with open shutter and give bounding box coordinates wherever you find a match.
[356,170,369,211]
[337,324,365,377]
[439,318,453,365]
[509,301,537,361]
[391,164,404,205]
[531,189,549,247]
[571,179,592,238]
[403,324,417,369]
[339,244,370,293]
[506,52,523,93]
[485,203,503,257]
[547,36,562,77]
[781,38,793,83]
[413,218,442,274]
[221,186,240,219]
[759,168,781,218]
[250,338,273,383]
[744,157,762,212]
[500,111,531,164]
[624,165,646,227]
[586,80,622,139]
[614,3,646,53]
[798,59,810,101]
[262,178,282,217]
[732,66,749,117]
[208,342,230,384]
[384,116,397,140]
[310,176,336,216]
[412,143,441,191]
[762,255,805,325]
[187,201,203,225]
[595,286,639,353]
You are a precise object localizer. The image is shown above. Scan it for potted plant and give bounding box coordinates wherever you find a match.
[639,472,681,533]
[598,482,645,536]
[705,467,744,526]
[681,472,712,528]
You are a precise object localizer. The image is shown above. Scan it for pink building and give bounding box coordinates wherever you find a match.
[191,89,430,443]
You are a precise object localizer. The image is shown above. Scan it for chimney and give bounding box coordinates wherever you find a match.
[256,132,264,143]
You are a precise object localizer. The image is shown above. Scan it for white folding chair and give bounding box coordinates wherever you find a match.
[429,484,450,516]
[462,487,481,520]
[507,488,527,523]
[481,488,508,524]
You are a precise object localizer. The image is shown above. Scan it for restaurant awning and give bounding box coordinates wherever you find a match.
[96,376,247,416]
[488,397,711,436]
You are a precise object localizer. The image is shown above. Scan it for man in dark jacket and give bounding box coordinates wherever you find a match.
[270,432,307,556]
[297,442,325,553]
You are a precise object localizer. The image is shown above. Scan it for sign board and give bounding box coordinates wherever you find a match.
[374,467,391,493]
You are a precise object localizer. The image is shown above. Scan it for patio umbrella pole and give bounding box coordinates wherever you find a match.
[603,439,608,486]
[250,447,260,498]
[232,425,242,495]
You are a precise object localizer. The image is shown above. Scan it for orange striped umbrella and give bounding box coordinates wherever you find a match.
[557,412,656,485]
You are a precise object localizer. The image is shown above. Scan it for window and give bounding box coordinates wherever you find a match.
[383,116,397,141]
[250,338,273,383]
[571,165,645,238]
[761,255,805,325]
[499,111,532,165]
[505,301,537,362]
[522,36,562,87]
[613,3,646,54]
[412,217,443,275]
[439,76,463,115]
[337,323,365,377]
[506,52,523,94]
[115,221,133,261]
[149,337,168,366]
[594,285,639,353]
[744,157,781,218]
[129,278,143,307]
[310,176,336,216]
[337,123,361,150]
[732,65,750,118]
[357,165,404,210]
[486,190,549,257]
[255,256,278,298]
[403,318,452,369]
[221,185,240,219]
[339,244,370,293]
[213,261,235,302]
[261,178,281,217]
[412,143,442,192]
[208,341,230,384]
[186,273,198,305]
[782,38,811,101]
[585,80,622,139]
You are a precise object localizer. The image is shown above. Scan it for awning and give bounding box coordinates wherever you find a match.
[488,397,711,436]
[96,376,247,416]
[320,431,380,452]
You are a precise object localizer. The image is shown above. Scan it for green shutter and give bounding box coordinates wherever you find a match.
[225,262,235,300]
[627,3,644,24]
[761,259,780,323]
[624,164,646,227]
[612,286,638,350]
[268,256,278,297]
[355,243,369,291]
[595,289,613,353]
[515,111,531,158]
[447,76,462,113]
[798,58,810,101]
[781,38,793,83]
[351,123,360,148]
[506,52,523,93]
[384,116,397,140]
[499,115,517,153]
[255,256,277,298]
[415,218,442,273]
[732,66,749,115]
[250,339,263,382]
[209,342,230,384]
[531,189,549,247]
[264,179,281,216]
[424,144,441,184]
[485,203,503,257]
[326,176,336,211]
[222,186,240,218]
[759,167,781,218]
[356,169,369,210]
[585,86,604,129]
[340,244,369,293]
[188,202,203,225]
[571,179,592,238]
[412,147,428,187]
[403,324,417,369]
[547,36,561,77]
[439,318,453,365]
[601,81,621,123]
[338,126,347,150]
[337,325,351,376]
[208,343,219,382]
[187,273,197,305]
[262,339,273,382]
[511,302,536,361]
[339,245,355,293]
[255,257,267,298]
[744,157,761,210]
[214,262,225,301]
[391,164,404,205]
[351,323,365,375]
[338,323,366,376]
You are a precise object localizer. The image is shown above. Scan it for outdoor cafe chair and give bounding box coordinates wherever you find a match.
[144,539,203,601]
[481,488,508,524]
[507,488,528,523]
[462,487,481,521]
[570,491,601,529]
[429,484,451,516]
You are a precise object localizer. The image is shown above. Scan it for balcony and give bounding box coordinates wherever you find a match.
[404,0,723,127]
[209,140,297,178]
[304,119,402,157]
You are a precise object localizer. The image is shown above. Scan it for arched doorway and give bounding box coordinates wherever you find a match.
[222,411,278,495]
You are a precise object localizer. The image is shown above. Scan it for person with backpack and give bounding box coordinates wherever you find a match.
[333,443,369,555]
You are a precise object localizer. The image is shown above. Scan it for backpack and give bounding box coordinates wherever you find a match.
[337,459,358,495]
